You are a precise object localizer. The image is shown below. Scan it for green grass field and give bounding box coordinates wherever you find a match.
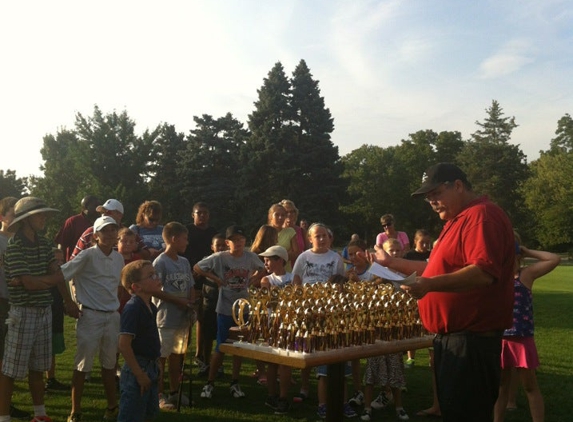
[10,265,573,421]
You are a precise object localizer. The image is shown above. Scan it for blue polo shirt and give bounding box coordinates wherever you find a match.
[120,295,160,359]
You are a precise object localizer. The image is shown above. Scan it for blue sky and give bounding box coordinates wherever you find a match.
[1,0,572,177]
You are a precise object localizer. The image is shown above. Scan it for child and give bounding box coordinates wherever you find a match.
[0,197,79,422]
[117,228,141,313]
[117,260,162,422]
[196,234,227,378]
[291,223,351,418]
[195,226,264,400]
[361,238,409,421]
[493,234,560,422]
[44,248,70,392]
[151,222,195,410]
[61,215,124,422]
[259,245,293,414]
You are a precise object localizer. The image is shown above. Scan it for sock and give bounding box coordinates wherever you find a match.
[33,404,47,416]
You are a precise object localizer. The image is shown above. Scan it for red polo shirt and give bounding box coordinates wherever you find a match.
[419,196,515,334]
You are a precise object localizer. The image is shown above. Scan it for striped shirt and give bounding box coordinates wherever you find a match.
[5,231,55,307]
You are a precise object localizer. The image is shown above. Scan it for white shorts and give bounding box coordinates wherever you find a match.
[75,308,120,372]
[158,326,190,357]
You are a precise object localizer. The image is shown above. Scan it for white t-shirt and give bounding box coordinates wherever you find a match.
[292,249,344,284]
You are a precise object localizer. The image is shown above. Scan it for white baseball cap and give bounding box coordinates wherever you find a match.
[259,245,289,263]
[93,216,118,232]
[96,199,124,214]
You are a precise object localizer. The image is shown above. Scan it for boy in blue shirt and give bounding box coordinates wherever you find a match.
[118,260,162,422]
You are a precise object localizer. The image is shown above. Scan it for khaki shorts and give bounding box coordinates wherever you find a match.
[158,325,190,357]
[74,308,119,372]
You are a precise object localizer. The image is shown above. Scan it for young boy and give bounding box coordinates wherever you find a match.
[195,226,264,400]
[118,260,162,422]
[152,222,195,410]
[259,245,293,414]
[61,216,124,422]
[0,197,79,422]
[196,234,227,378]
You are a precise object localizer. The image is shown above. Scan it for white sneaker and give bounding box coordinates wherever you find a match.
[348,390,364,406]
[159,393,175,409]
[396,408,409,421]
[201,383,214,399]
[360,408,372,421]
[229,383,245,398]
[370,391,393,410]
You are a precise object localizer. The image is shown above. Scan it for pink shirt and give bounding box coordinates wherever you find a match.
[375,231,409,250]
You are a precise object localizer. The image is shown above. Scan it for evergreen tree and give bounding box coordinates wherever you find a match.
[0,170,28,199]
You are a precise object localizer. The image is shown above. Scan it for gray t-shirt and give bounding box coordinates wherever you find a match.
[152,253,194,328]
[196,251,263,316]
[292,249,345,284]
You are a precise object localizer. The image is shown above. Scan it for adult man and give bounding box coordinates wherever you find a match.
[55,196,99,262]
[371,163,515,422]
[182,202,218,373]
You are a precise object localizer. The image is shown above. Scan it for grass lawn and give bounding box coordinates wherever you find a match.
[10,265,573,421]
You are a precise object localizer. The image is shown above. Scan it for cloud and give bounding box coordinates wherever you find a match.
[478,39,535,79]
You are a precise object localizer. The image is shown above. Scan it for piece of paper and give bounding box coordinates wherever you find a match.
[369,263,417,290]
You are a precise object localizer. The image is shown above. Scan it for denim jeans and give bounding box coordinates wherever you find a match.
[118,356,160,422]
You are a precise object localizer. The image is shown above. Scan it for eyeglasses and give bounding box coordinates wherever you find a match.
[147,216,160,223]
[193,211,209,215]
[424,182,452,203]
[138,273,160,282]
[382,223,393,228]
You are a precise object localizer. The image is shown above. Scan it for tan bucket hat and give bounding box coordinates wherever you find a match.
[9,197,59,229]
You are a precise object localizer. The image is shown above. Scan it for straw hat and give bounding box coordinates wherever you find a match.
[9,197,59,229]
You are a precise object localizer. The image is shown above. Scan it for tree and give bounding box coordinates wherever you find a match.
[456,100,529,224]
[549,113,573,153]
[0,170,28,199]
[178,113,248,229]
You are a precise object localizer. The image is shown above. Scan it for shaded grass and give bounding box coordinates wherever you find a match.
[10,266,573,421]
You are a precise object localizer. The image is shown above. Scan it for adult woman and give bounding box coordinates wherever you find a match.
[129,200,164,259]
[268,203,299,272]
[279,199,309,260]
[375,214,410,253]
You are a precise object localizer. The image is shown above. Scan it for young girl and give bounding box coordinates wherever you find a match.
[117,228,141,313]
[268,204,299,272]
[493,234,560,422]
[292,223,353,417]
[404,229,431,262]
[361,238,409,422]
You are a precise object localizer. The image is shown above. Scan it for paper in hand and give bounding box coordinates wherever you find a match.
[369,263,417,290]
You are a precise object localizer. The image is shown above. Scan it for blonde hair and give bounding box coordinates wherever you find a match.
[121,260,152,292]
[267,203,287,226]
[279,199,299,218]
[382,238,402,251]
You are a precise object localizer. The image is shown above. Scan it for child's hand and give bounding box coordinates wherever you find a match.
[8,277,22,287]
[135,372,152,395]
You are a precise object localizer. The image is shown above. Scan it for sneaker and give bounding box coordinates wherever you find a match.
[396,408,410,421]
[159,393,175,409]
[66,413,82,422]
[102,406,119,421]
[198,364,210,377]
[200,383,214,399]
[360,408,372,421]
[229,383,245,398]
[275,398,290,415]
[317,404,327,419]
[405,358,415,368]
[265,395,279,410]
[371,391,393,410]
[348,390,364,407]
[293,391,308,403]
[344,403,357,418]
[30,417,53,422]
[45,378,70,391]
[9,405,31,420]
[168,392,189,407]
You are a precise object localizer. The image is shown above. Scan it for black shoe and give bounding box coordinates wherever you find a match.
[275,398,290,415]
[10,404,31,420]
[45,377,71,391]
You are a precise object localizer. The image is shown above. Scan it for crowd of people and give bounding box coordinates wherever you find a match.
[0,162,560,422]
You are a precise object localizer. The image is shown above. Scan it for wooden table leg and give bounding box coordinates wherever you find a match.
[326,361,345,422]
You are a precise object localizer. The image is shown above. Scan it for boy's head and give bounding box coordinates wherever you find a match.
[0,196,18,232]
[162,222,188,253]
[121,260,161,294]
[117,227,137,253]
[192,202,210,228]
[96,199,124,224]
[347,238,368,267]
[259,245,288,273]
[413,229,431,252]
[9,197,59,232]
[382,238,403,258]
[225,225,246,252]
[93,215,119,247]
[211,233,227,253]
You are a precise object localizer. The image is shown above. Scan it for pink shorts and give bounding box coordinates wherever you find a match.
[501,336,539,369]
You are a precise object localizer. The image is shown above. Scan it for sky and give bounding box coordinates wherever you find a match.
[1,0,572,178]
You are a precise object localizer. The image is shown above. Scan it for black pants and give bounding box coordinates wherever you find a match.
[433,332,502,422]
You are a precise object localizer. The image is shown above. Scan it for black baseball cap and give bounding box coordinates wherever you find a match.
[225,225,246,239]
[411,163,469,198]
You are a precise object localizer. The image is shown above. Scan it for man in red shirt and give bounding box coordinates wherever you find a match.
[55,196,99,262]
[370,163,514,422]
